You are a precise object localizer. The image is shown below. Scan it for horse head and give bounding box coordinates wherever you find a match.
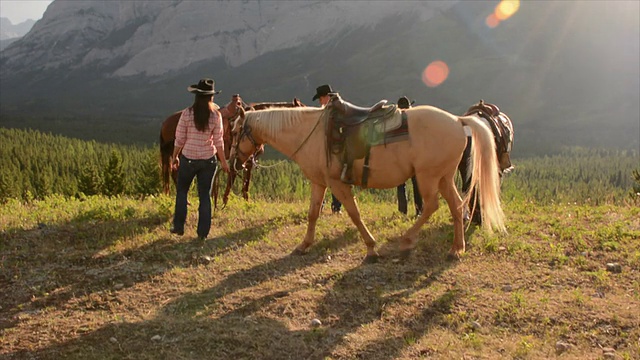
[229,109,263,172]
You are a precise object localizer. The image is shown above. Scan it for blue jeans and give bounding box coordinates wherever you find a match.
[172,155,217,238]
[397,176,423,216]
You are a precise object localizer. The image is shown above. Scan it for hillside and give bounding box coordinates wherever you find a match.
[1,195,639,359]
[0,1,638,155]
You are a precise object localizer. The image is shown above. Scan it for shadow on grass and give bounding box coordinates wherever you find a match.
[0,209,318,333]
[5,209,464,359]
[305,221,460,359]
[6,228,360,359]
[0,211,169,331]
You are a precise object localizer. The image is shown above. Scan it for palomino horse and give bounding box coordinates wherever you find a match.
[458,100,514,225]
[159,95,245,195]
[230,94,505,262]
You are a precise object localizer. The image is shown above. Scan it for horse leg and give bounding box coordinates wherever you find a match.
[399,174,440,255]
[330,182,379,262]
[458,137,473,222]
[438,176,465,259]
[222,169,236,206]
[161,157,170,195]
[292,183,326,255]
[242,166,252,201]
[160,142,171,195]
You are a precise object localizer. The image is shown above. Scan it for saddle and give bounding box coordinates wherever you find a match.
[464,100,512,153]
[326,93,403,186]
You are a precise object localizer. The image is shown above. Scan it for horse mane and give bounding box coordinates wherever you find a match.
[245,107,322,139]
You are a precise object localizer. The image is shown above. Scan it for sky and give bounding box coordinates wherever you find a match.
[0,0,53,24]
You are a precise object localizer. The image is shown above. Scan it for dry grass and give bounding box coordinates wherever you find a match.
[1,195,639,359]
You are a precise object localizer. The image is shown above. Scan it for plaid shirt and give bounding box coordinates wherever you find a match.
[174,107,224,160]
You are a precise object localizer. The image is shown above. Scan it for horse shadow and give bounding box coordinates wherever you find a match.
[5,211,465,359]
[5,229,359,359]
[0,210,304,335]
[305,220,461,359]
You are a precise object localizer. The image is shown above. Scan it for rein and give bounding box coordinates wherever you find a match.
[289,113,322,159]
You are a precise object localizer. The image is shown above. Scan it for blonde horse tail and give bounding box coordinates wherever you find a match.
[459,116,506,233]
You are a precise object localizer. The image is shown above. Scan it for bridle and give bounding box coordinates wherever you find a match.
[230,107,323,170]
[231,115,262,171]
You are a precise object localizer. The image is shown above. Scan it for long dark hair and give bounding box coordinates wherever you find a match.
[191,94,213,132]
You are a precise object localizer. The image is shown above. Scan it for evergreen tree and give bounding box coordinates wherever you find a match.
[102,151,126,196]
[0,172,16,203]
[134,150,162,196]
[33,172,52,199]
[78,164,103,196]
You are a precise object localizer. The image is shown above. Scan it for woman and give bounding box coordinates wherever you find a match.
[170,78,230,240]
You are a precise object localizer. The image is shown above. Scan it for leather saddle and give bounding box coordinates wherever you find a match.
[464,99,512,154]
[465,100,509,138]
[325,93,402,185]
[326,93,400,153]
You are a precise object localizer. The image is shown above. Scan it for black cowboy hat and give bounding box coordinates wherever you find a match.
[312,84,334,101]
[188,78,221,95]
[397,96,415,109]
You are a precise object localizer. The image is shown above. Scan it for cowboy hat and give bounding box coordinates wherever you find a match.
[312,84,334,101]
[397,96,415,109]
[188,78,221,95]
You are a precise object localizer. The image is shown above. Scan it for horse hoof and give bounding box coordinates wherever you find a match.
[363,254,379,264]
[290,248,307,256]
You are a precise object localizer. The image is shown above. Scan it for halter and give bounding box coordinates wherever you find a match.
[231,116,262,170]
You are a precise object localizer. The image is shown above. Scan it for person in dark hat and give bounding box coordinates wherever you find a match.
[312,84,334,105]
[396,96,423,217]
[170,78,230,240]
[313,84,342,214]
[397,96,415,110]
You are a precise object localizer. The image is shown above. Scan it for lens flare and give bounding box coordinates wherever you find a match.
[496,0,520,21]
[485,13,500,28]
[486,0,520,28]
[422,60,449,88]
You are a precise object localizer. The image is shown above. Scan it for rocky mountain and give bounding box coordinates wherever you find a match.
[0,17,36,50]
[0,0,638,153]
[0,17,35,40]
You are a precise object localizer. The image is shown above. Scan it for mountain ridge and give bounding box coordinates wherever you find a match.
[0,0,638,154]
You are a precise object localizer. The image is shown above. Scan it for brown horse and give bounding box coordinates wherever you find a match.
[159,96,245,195]
[159,95,305,205]
[230,94,505,262]
[458,100,514,225]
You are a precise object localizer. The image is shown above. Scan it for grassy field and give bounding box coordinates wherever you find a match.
[1,194,639,360]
